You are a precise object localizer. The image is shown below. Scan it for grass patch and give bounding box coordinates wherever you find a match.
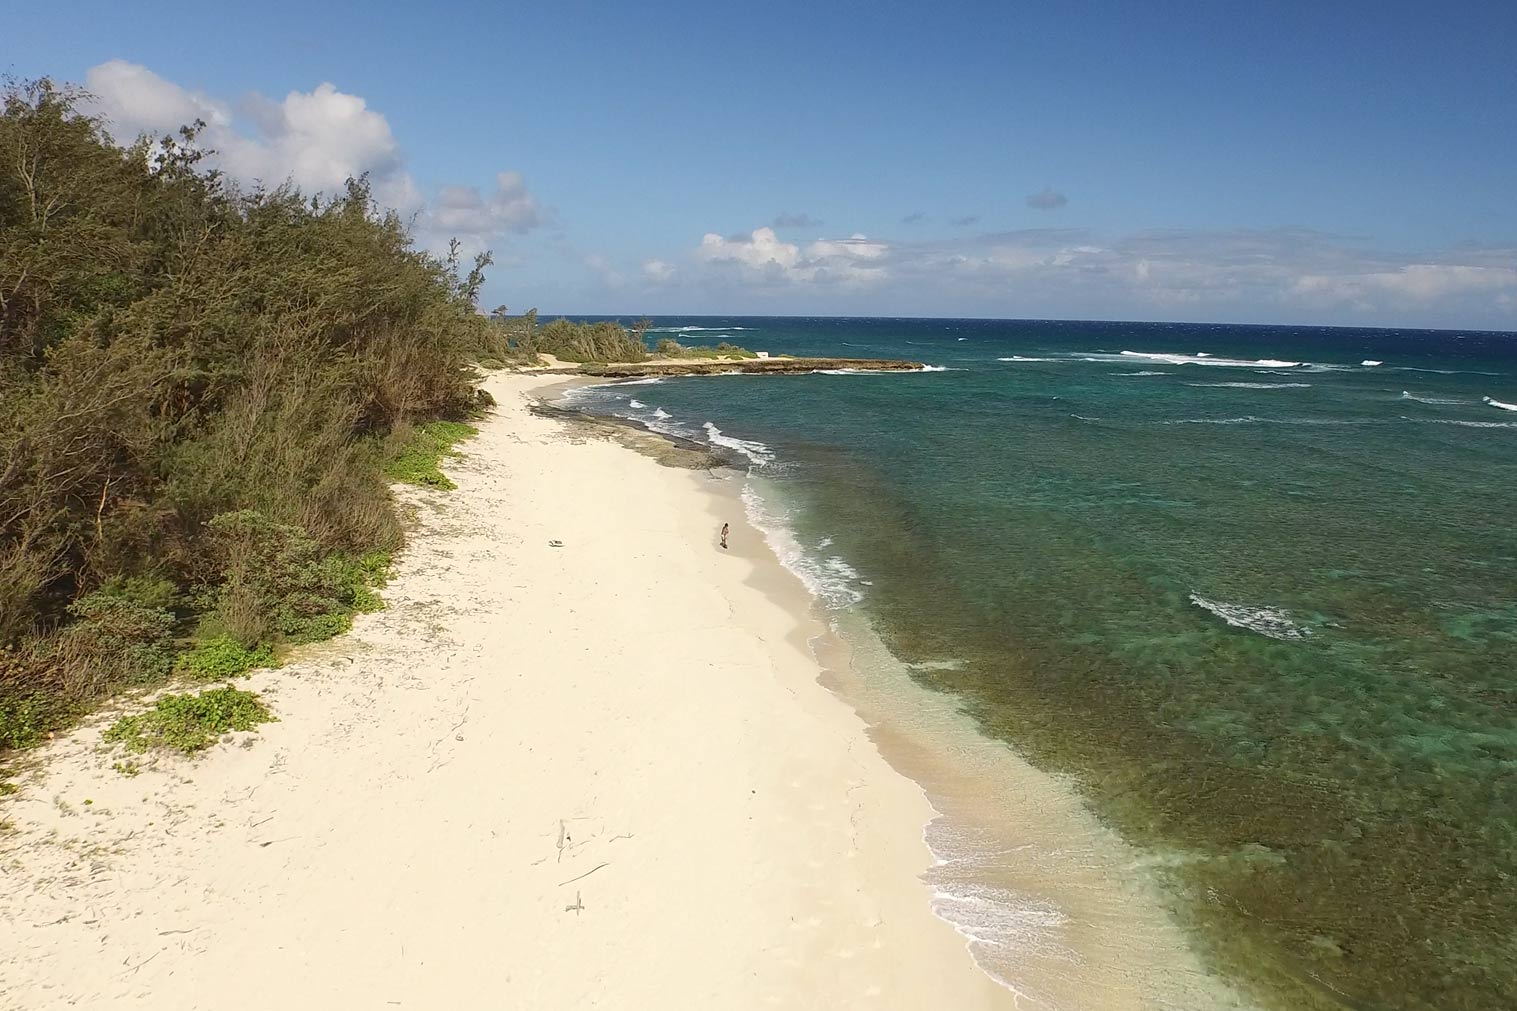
[174,637,276,680]
[103,687,275,755]
[383,421,479,490]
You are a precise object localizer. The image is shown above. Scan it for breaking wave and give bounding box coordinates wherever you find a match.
[645,325,754,333]
[703,422,775,468]
[1484,396,1517,412]
[739,484,866,609]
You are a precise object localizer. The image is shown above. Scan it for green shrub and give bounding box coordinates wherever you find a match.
[651,337,756,360]
[383,421,478,490]
[532,318,652,363]
[0,78,498,754]
[103,686,274,755]
[54,581,178,696]
[174,637,276,680]
[0,644,77,750]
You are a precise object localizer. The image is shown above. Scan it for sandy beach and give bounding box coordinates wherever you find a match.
[0,373,1011,1010]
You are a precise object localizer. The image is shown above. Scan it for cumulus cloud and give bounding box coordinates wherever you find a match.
[772,211,822,229]
[642,259,676,283]
[1026,188,1069,210]
[81,60,542,256]
[697,228,890,285]
[84,60,231,139]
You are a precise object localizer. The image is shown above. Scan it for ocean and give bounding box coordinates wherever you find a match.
[564,317,1517,1011]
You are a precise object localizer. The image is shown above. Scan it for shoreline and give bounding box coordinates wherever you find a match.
[0,373,1009,1009]
[556,375,1263,1011]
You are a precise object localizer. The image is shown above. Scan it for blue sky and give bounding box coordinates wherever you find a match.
[7,0,1515,328]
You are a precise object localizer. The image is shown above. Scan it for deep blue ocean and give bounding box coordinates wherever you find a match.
[568,317,1517,1011]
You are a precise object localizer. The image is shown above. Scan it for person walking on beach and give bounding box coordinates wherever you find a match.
[720,523,730,550]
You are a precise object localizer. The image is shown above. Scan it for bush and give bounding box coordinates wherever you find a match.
[0,78,494,754]
[54,580,178,696]
[530,318,652,363]
[0,644,73,750]
[193,510,388,648]
[103,686,275,754]
[650,337,756,360]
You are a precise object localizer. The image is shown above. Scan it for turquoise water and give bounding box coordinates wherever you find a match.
[571,318,1517,1010]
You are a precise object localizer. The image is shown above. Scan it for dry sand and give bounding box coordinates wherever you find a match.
[0,373,1011,1010]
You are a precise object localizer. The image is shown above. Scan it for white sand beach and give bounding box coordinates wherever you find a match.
[0,373,1012,1010]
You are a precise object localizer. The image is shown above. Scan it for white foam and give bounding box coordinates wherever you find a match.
[1113,370,1171,376]
[613,376,665,386]
[703,421,775,468]
[1189,594,1311,640]
[1166,416,1264,425]
[998,356,1061,362]
[645,325,753,333]
[739,483,865,609]
[1400,390,1466,406]
[1425,419,1517,428]
[1112,350,1304,368]
[1188,382,1312,389]
[1398,367,1503,376]
[652,407,671,420]
[628,399,646,409]
[1484,396,1517,412]
[1362,360,1383,366]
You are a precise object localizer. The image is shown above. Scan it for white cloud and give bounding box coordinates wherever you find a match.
[425,172,543,252]
[699,227,802,273]
[82,60,542,257]
[642,259,676,283]
[1293,264,1517,302]
[677,225,1517,326]
[84,60,231,140]
[697,228,890,285]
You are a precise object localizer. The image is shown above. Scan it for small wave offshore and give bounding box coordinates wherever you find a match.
[1400,390,1466,406]
[1484,396,1517,412]
[1189,594,1311,640]
[1113,350,1304,368]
